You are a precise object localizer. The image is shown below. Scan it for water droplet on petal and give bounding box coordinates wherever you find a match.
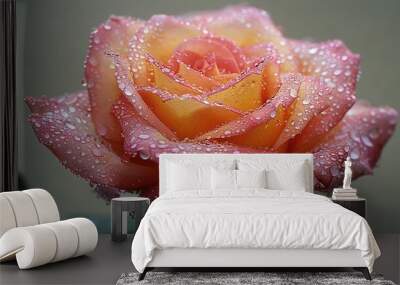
[124,86,134,96]
[308,47,318,54]
[66,123,76,130]
[224,130,231,135]
[92,148,103,157]
[89,57,97,66]
[138,134,150,139]
[139,151,150,160]
[369,128,379,139]
[361,135,373,147]
[330,165,340,177]
[350,149,360,160]
[334,69,342,76]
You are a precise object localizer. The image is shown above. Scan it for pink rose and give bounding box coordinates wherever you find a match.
[26,6,398,199]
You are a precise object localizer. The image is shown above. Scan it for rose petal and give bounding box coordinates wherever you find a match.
[176,61,219,91]
[113,98,258,162]
[108,52,177,140]
[138,59,279,139]
[200,59,271,112]
[196,73,302,146]
[212,73,238,84]
[242,43,277,62]
[85,16,143,149]
[144,52,204,94]
[226,105,289,150]
[187,5,298,72]
[128,15,203,85]
[168,35,247,74]
[26,91,89,114]
[273,76,333,149]
[289,40,360,151]
[243,44,281,101]
[27,91,158,190]
[137,86,244,115]
[312,101,398,190]
[207,72,263,111]
[138,87,241,139]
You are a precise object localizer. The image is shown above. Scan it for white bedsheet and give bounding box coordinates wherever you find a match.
[131,190,380,273]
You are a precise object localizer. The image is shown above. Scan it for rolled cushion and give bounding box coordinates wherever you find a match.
[42,221,79,262]
[0,189,60,238]
[0,226,57,268]
[0,218,98,269]
[0,196,17,237]
[24,189,60,224]
[65,218,98,257]
[0,191,39,227]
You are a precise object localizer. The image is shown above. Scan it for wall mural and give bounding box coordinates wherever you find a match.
[25,5,398,200]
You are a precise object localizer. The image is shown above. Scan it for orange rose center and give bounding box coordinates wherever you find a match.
[168,36,246,77]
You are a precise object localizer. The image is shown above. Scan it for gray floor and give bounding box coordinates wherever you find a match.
[0,235,133,285]
[0,234,399,285]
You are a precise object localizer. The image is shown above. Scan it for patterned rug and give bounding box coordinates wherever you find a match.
[116,271,395,285]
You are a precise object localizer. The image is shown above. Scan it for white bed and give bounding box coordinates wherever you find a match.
[131,154,380,280]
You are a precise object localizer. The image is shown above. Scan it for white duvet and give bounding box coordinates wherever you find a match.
[131,190,380,272]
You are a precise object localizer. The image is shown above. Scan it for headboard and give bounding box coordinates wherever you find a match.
[159,153,314,195]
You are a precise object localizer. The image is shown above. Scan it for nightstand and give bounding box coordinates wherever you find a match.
[332,198,366,218]
[111,197,150,241]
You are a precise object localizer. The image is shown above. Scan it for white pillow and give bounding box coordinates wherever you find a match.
[266,163,307,191]
[238,160,308,191]
[236,169,267,189]
[167,162,211,191]
[211,168,237,190]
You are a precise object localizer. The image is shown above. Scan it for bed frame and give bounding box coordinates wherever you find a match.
[139,154,372,280]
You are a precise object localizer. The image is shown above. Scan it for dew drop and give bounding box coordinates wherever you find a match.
[124,86,134,96]
[369,128,379,139]
[308,47,318,54]
[350,149,360,160]
[350,131,360,143]
[89,57,97,66]
[330,166,340,177]
[333,69,342,76]
[92,148,103,157]
[93,36,101,44]
[361,135,373,147]
[66,123,76,130]
[138,134,150,139]
[139,151,150,160]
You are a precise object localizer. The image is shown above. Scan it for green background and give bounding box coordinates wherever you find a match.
[16,0,399,233]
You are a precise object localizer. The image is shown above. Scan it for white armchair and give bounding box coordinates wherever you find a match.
[0,189,98,269]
